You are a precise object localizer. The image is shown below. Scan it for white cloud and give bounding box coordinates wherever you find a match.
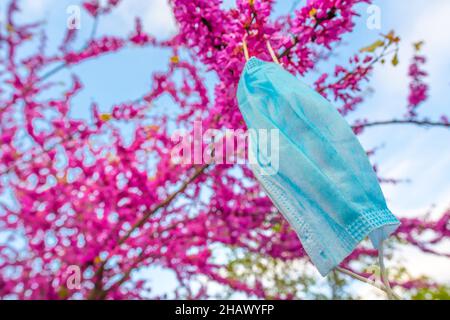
[143,0,178,37]
[372,0,450,97]
[20,0,56,17]
[103,0,178,39]
[396,245,450,283]
[409,1,450,80]
[377,128,450,218]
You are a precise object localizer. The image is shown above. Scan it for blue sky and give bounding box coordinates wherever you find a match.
[1,0,449,298]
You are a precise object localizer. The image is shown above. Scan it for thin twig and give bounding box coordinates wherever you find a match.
[117,164,209,247]
[354,119,450,129]
[95,216,201,299]
[279,8,337,59]
[88,164,210,299]
[39,14,99,83]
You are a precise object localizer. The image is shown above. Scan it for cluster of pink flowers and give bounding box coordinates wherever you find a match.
[0,0,449,300]
[407,54,428,117]
[64,36,125,64]
[314,54,373,116]
[83,0,121,17]
[129,18,155,46]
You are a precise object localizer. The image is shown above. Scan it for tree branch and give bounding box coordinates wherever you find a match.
[95,217,199,299]
[116,164,209,247]
[39,13,100,82]
[88,164,210,299]
[355,119,450,129]
[279,8,337,59]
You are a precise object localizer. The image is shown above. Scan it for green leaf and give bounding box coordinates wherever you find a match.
[272,223,282,233]
[360,40,385,53]
[391,53,399,66]
[58,287,69,299]
[412,286,450,300]
[414,41,424,52]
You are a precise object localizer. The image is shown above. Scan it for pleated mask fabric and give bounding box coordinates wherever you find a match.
[237,57,400,276]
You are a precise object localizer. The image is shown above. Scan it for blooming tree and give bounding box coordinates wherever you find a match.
[0,0,449,299]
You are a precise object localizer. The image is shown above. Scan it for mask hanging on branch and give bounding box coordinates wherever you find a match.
[237,35,400,277]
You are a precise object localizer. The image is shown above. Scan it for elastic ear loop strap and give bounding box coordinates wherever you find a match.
[242,35,280,64]
[243,34,250,61]
[379,241,397,299]
[336,241,400,300]
[266,40,280,64]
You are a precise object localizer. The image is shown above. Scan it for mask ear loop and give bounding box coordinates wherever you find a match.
[335,242,401,300]
[242,34,250,62]
[242,34,280,64]
[378,241,398,300]
[265,39,280,65]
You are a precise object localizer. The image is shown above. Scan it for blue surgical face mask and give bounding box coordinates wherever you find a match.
[237,57,400,276]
